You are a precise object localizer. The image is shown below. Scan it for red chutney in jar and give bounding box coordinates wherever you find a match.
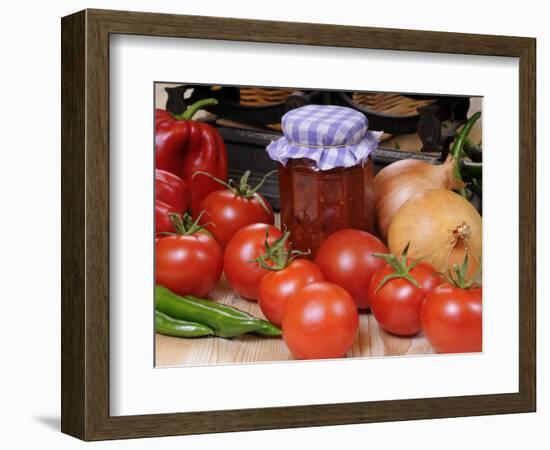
[267,104,381,258]
[278,157,375,258]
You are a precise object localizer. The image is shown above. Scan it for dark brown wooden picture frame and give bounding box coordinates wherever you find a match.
[61,8,536,441]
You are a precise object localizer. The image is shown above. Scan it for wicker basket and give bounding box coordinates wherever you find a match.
[235,88,433,136]
[352,92,433,117]
[239,88,295,106]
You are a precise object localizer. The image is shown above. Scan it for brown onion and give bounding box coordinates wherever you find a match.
[388,189,482,278]
[374,156,464,241]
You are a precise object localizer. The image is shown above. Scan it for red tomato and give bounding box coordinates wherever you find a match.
[282,282,359,360]
[200,189,274,250]
[258,259,324,326]
[155,199,179,235]
[369,260,442,336]
[224,223,285,300]
[421,284,482,353]
[156,230,223,297]
[315,229,389,309]
[155,169,190,213]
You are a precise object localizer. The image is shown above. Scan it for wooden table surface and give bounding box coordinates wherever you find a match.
[155,275,434,367]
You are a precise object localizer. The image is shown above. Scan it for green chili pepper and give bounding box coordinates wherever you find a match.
[155,285,282,338]
[459,160,483,179]
[155,310,214,338]
[463,137,482,162]
[450,112,481,198]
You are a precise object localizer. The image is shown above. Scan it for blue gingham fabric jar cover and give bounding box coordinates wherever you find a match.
[266,104,382,170]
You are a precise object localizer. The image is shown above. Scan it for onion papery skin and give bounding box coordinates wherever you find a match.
[387,189,482,279]
[374,157,464,241]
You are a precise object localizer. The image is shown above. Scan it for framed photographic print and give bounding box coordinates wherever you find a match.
[61,9,536,441]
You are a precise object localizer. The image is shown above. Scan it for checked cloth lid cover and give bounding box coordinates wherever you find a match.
[266,104,382,170]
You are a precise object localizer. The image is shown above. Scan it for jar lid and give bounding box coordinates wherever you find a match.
[266,104,382,170]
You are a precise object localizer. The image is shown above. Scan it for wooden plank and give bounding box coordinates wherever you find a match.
[61,10,87,439]
[155,276,434,367]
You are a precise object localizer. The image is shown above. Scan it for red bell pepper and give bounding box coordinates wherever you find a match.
[155,98,227,214]
[155,200,179,235]
[155,169,190,235]
[155,169,190,214]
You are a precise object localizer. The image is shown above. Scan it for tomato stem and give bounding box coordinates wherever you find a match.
[372,242,422,292]
[168,211,211,236]
[248,170,278,195]
[192,170,231,189]
[193,170,277,215]
[446,254,482,289]
[252,229,309,271]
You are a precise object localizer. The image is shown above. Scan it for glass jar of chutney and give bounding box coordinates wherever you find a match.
[267,105,381,258]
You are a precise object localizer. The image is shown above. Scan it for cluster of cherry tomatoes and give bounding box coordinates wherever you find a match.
[156,172,482,360]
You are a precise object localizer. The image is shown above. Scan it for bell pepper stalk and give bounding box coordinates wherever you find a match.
[155,98,228,214]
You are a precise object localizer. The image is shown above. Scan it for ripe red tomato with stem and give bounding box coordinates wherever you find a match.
[282,282,359,360]
[156,212,223,297]
[259,258,324,326]
[224,223,289,300]
[421,255,482,353]
[315,229,389,309]
[368,244,443,336]
[194,170,275,250]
